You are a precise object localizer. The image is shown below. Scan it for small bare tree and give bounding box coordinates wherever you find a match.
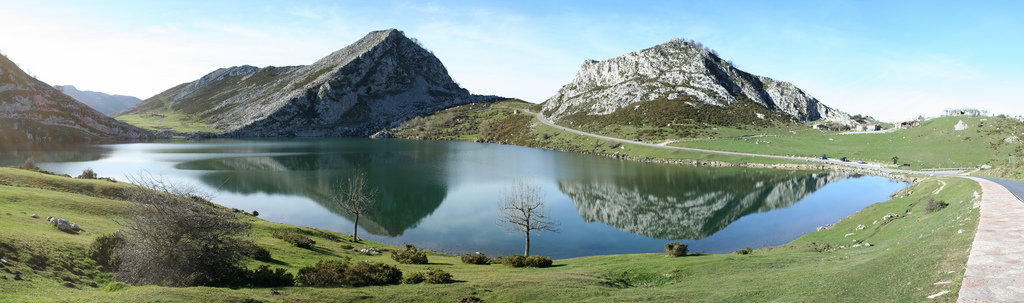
[332,170,377,242]
[496,176,560,256]
[114,172,251,286]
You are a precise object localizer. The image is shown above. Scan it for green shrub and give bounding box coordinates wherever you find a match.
[926,197,949,212]
[665,242,688,257]
[525,255,553,268]
[461,253,491,265]
[88,233,125,272]
[249,245,273,261]
[297,258,402,287]
[403,271,426,284]
[735,247,753,255]
[237,265,294,287]
[424,268,453,284]
[404,268,453,284]
[103,282,130,292]
[501,254,527,267]
[273,230,316,248]
[390,244,428,264]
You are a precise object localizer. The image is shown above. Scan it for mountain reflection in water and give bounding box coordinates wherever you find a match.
[561,169,858,239]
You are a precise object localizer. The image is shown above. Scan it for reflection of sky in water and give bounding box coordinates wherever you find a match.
[27,139,907,259]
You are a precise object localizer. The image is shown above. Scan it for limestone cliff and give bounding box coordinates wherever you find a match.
[542,38,854,127]
[123,29,498,137]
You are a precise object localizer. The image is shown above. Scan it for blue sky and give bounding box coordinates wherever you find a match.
[0,0,1020,122]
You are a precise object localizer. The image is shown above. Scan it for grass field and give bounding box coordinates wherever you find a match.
[0,165,979,302]
[671,116,1024,169]
[114,112,221,134]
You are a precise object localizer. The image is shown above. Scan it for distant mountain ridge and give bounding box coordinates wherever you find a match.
[0,54,154,145]
[55,85,142,115]
[122,29,500,137]
[542,38,855,127]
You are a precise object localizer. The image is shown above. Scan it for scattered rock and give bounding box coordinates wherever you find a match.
[958,229,964,234]
[458,296,483,303]
[816,226,825,232]
[882,213,898,220]
[14,274,22,281]
[852,244,862,248]
[30,214,39,218]
[844,233,855,237]
[52,218,73,232]
[954,120,969,131]
[864,243,871,247]
[252,210,259,217]
[856,224,866,230]
[933,280,952,285]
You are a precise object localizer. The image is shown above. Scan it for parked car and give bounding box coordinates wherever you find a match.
[857,159,866,164]
[819,155,827,160]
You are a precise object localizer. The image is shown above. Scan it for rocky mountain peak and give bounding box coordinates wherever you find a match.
[543,38,854,127]
[123,29,496,137]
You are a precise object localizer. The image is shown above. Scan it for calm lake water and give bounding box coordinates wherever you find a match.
[9,139,907,258]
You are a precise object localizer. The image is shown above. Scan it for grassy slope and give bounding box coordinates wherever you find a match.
[0,165,979,302]
[672,116,1024,169]
[393,100,799,165]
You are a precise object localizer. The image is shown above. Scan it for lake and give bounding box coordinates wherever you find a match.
[9,139,908,258]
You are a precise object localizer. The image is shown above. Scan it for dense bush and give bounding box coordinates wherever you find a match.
[424,268,453,283]
[390,244,428,264]
[497,254,553,268]
[926,197,949,212]
[404,268,453,284]
[297,258,402,287]
[501,254,527,267]
[248,245,273,261]
[88,233,125,272]
[461,253,491,265]
[273,230,316,248]
[525,255,553,268]
[665,242,688,257]
[232,265,294,287]
[77,167,98,179]
[735,247,753,255]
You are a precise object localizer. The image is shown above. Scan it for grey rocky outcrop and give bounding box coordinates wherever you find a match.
[0,54,156,143]
[125,29,499,137]
[542,38,854,127]
[955,120,969,131]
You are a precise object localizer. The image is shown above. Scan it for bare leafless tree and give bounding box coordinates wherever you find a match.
[114,172,251,286]
[332,170,377,242]
[496,176,560,256]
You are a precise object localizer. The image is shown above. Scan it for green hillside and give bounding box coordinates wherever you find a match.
[672,116,1024,169]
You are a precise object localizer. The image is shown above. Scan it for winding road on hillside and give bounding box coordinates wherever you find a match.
[523,108,966,176]
[521,108,1024,301]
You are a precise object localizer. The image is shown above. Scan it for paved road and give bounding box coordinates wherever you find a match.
[958,177,1024,302]
[978,177,1024,204]
[524,109,967,176]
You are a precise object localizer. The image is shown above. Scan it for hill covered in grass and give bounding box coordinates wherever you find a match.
[672,116,1024,170]
[0,165,977,302]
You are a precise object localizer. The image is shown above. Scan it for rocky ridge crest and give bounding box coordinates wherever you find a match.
[125,29,498,137]
[542,38,854,127]
[0,54,154,144]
